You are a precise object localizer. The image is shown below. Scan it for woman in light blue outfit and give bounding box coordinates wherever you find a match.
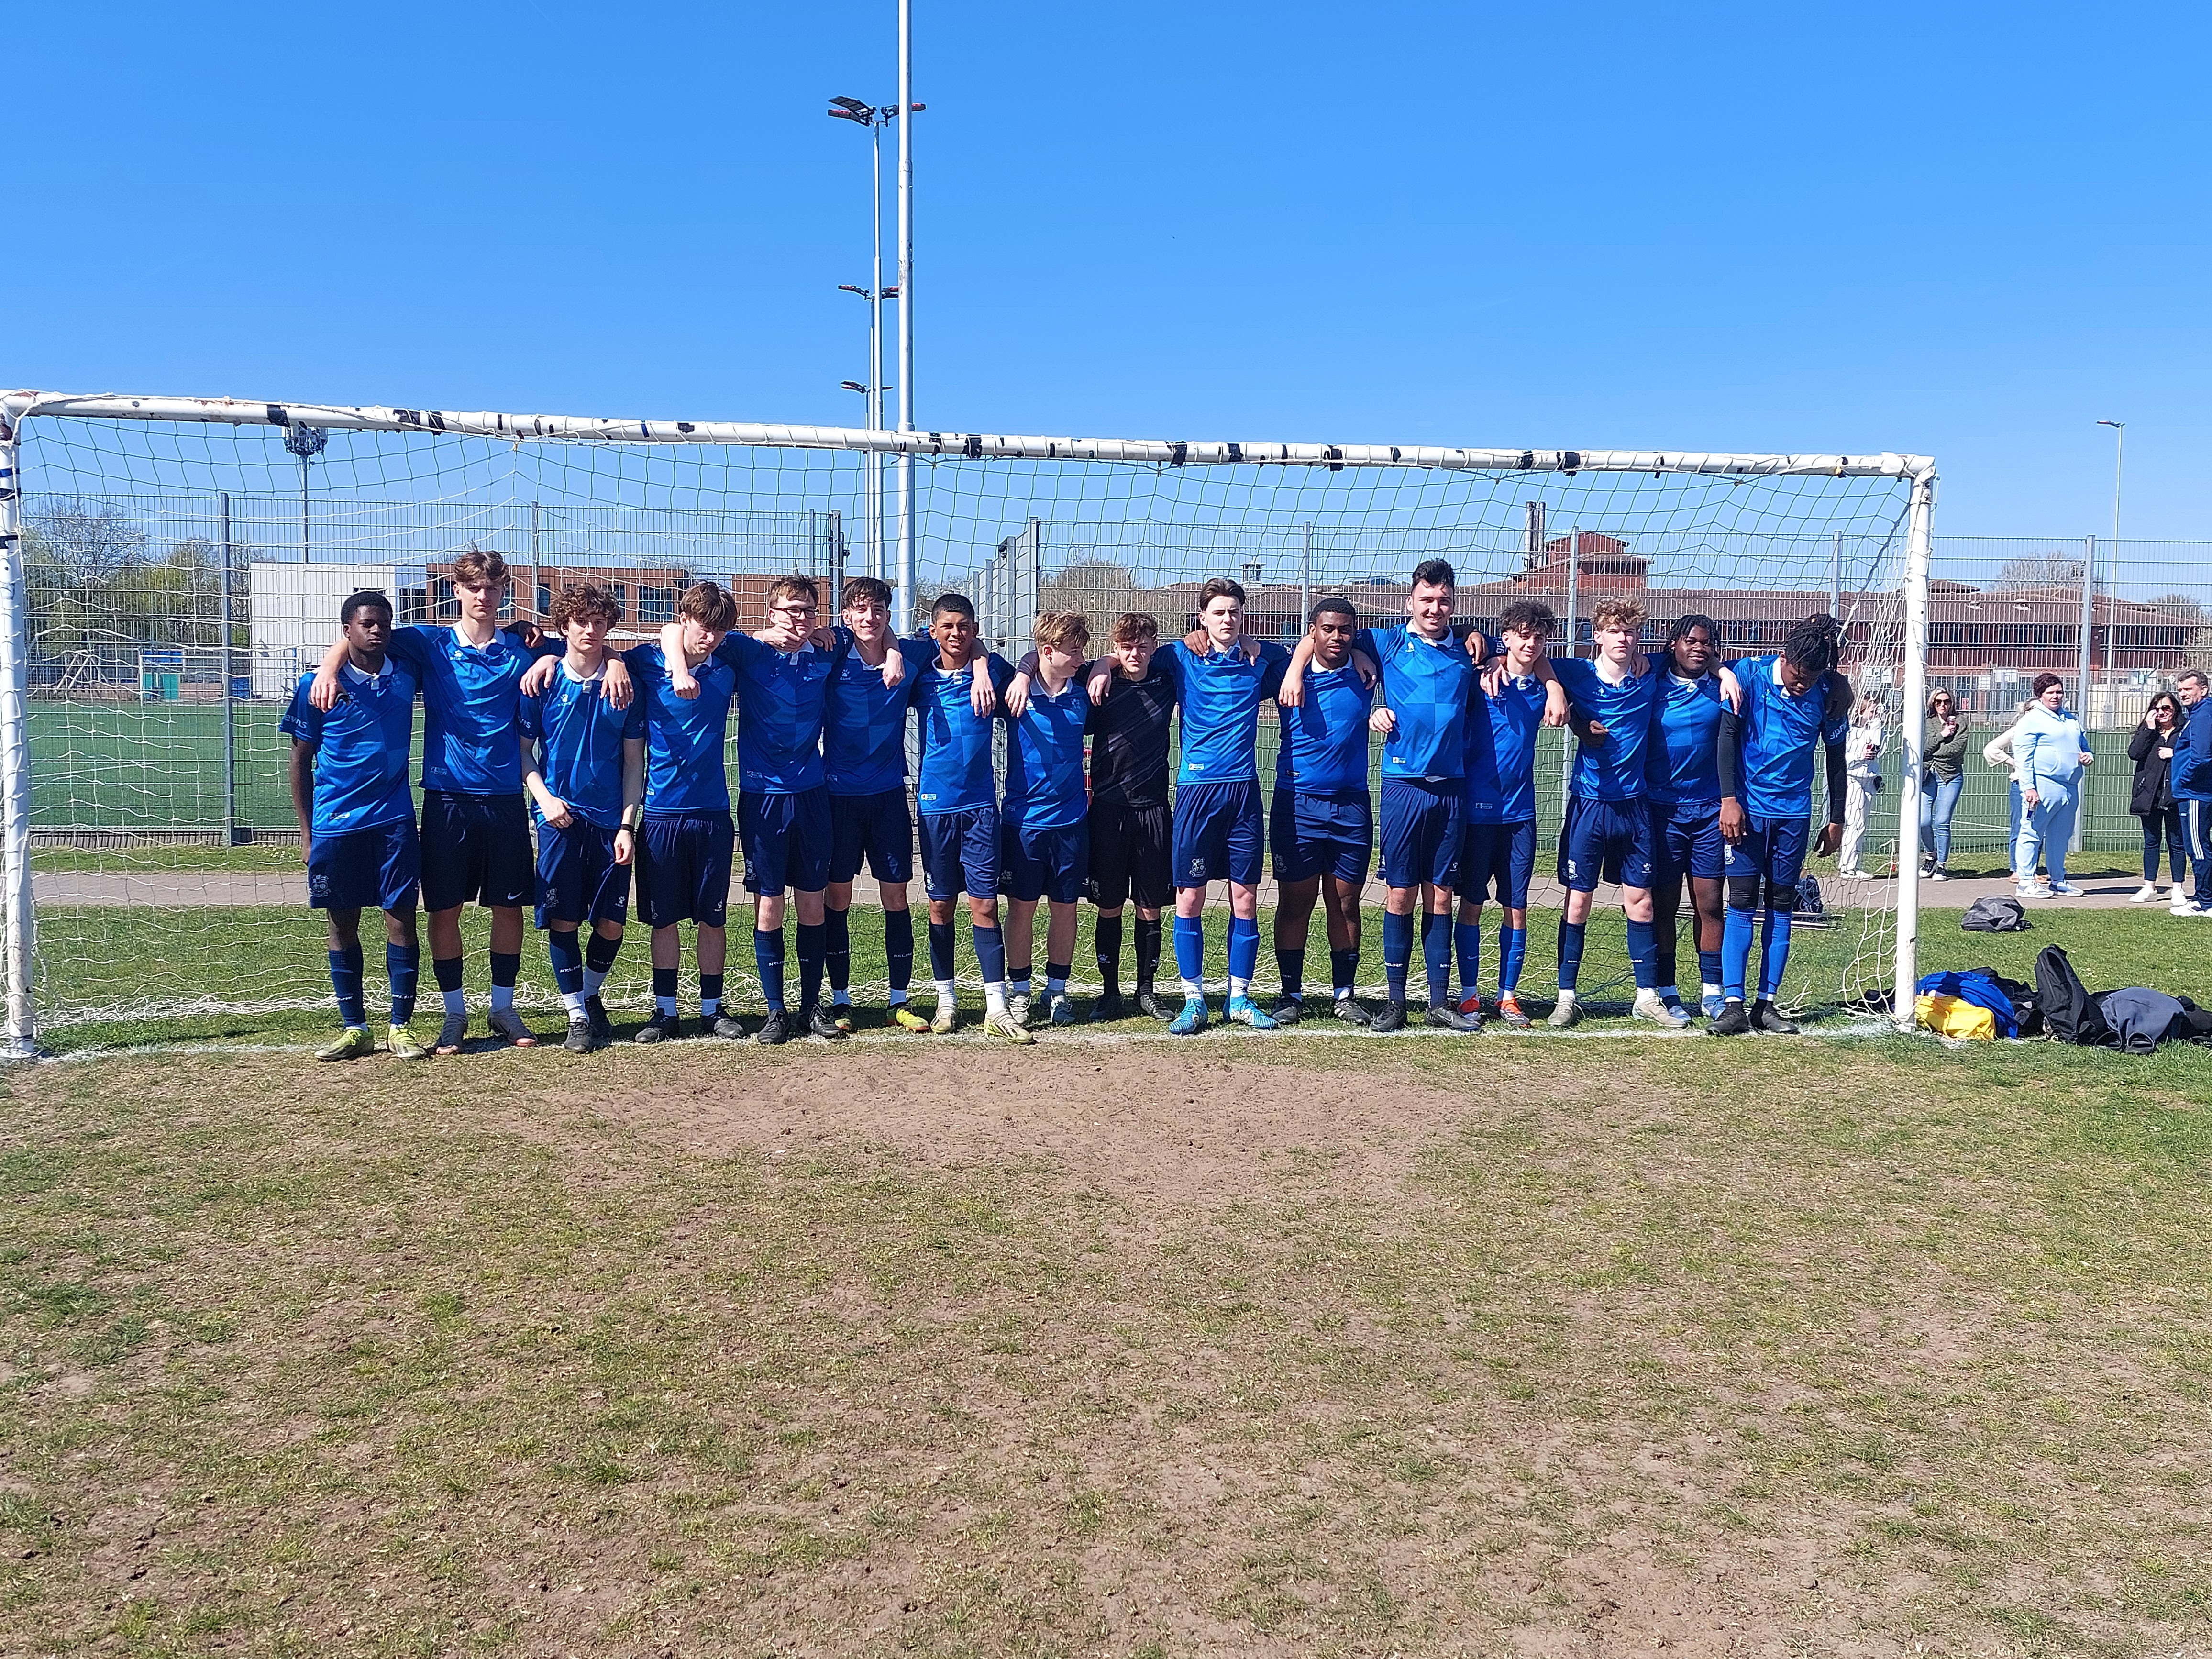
[2013,672,2094,898]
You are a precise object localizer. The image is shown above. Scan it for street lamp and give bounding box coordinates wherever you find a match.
[2095,420,2124,546]
[828,94,923,585]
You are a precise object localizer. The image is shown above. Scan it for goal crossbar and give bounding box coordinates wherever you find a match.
[4,391,1931,481]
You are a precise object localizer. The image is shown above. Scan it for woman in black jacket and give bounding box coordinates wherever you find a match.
[2130,692,2188,902]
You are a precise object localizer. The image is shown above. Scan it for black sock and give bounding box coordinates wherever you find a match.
[1095,913,1124,999]
[1134,916,1162,991]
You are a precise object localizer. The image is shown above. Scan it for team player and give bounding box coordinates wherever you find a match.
[662,575,893,1043]
[310,546,601,1053]
[908,594,1029,1042]
[1644,614,1736,1022]
[1548,597,1682,1029]
[625,581,746,1042]
[284,590,427,1062]
[821,576,929,1031]
[996,611,1095,1028]
[1267,597,1378,1026]
[518,582,644,1052]
[1454,599,1558,1030]
[1710,614,1850,1036]
[1105,577,1289,1035]
[1081,614,1177,1020]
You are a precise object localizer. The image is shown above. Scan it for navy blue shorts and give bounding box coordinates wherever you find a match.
[638,811,735,928]
[829,788,914,885]
[1722,812,1812,905]
[919,805,999,902]
[1378,777,1463,890]
[1086,798,1172,911]
[1000,819,1088,904]
[1270,786,1372,885]
[740,786,832,896]
[307,816,420,913]
[420,790,533,912]
[1559,795,1656,893]
[1653,800,1726,882]
[1460,818,1536,910]
[534,816,632,929]
[1171,778,1263,888]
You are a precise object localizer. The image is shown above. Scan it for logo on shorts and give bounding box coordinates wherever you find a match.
[1565,858,1579,880]
[1188,856,1206,877]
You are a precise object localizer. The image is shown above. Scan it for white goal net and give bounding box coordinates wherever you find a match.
[0,391,1933,1049]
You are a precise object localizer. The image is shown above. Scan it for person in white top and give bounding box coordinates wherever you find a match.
[1983,700,2040,889]
[1836,696,1885,877]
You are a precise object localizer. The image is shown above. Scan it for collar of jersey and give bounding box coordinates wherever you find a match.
[1595,654,1646,687]
[557,659,608,686]
[340,659,394,688]
[447,623,507,654]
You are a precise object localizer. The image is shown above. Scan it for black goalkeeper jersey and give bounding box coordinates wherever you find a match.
[1085,659,1178,809]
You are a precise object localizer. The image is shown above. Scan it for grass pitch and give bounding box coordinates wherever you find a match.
[2,1024,2209,1656]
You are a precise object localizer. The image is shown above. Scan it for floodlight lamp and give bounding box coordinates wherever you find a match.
[841,381,868,393]
[829,95,868,111]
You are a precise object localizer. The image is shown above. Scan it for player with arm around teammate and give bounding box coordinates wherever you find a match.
[1267,597,1379,1027]
[908,593,1029,1042]
[285,590,428,1062]
[517,582,645,1052]
[1453,598,1557,1031]
[1548,597,1680,1029]
[999,611,1095,1028]
[1644,613,1741,1024]
[1709,613,1851,1036]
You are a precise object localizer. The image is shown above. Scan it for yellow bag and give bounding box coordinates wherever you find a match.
[1915,992,1996,1040]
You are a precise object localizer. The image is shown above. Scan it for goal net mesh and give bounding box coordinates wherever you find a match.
[11,411,1917,1036]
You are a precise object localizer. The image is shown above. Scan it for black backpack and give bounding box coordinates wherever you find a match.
[1961,896,2030,933]
[2035,944,2110,1046]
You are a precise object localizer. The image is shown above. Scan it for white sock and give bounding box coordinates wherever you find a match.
[655,994,679,1016]
[934,979,957,1004]
[583,966,609,998]
[1228,975,1249,999]
[984,982,1007,1015]
[1555,988,1578,1006]
[1180,976,1203,996]
[442,988,465,1017]
[561,990,586,1016]
[1702,981,1722,999]
[1334,984,1353,1000]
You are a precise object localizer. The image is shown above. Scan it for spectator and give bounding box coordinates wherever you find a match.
[1919,690,1969,881]
[1836,695,1885,878]
[2128,691,2188,903]
[1984,699,2040,885]
[2173,669,2212,917]
[2012,672,2092,899]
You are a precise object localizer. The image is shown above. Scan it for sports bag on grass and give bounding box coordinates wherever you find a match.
[1914,994,1997,1040]
[1913,968,2021,1038]
[1961,896,2030,933]
[2034,944,2110,1046]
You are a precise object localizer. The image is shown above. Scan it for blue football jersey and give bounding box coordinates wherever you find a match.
[518,664,646,830]
[1159,640,1289,786]
[716,632,831,796]
[281,661,420,837]
[386,624,550,796]
[1732,656,1849,818]
[823,632,918,796]
[626,644,739,815]
[1275,662,1374,796]
[1354,626,1473,782]
[1463,670,1546,824]
[1001,673,1092,830]
[1553,656,1660,803]
[911,648,1013,815]
[1646,657,1725,808]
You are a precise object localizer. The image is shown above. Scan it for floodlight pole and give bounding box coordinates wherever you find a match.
[219,490,238,847]
[895,0,916,630]
[1891,468,1937,1032]
[0,411,33,1056]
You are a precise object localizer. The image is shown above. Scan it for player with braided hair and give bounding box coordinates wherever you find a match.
[1711,612,1850,1036]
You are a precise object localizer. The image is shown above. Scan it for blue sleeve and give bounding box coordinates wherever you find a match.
[1154,644,1183,691]
[387,625,433,668]
[622,695,648,740]
[516,691,545,742]
[278,680,321,748]
[713,633,762,670]
[621,643,660,683]
[1257,641,1290,698]
[1352,627,1382,664]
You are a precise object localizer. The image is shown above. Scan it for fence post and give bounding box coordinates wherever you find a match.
[219,490,239,847]
[828,510,846,608]
[0,409,35,1055]
[1022,516,1040,647]
[2074,533,2095,854]
[1891,469,1937,1031]
[1300,522,1313,632]
[1830,530,1843,619]
[1559,526,1580,802]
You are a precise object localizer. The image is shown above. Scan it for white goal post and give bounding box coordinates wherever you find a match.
[0,387,1935,1053]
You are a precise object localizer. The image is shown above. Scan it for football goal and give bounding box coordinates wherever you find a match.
[0,389,1935,1051]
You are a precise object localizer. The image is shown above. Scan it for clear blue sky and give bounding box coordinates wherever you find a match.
[11,2,2207,539]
